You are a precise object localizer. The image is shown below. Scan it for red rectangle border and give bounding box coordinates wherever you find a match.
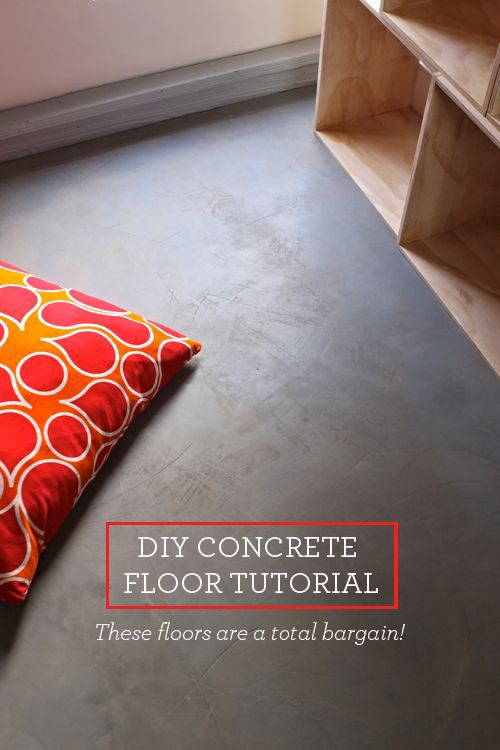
[105,521,399,610]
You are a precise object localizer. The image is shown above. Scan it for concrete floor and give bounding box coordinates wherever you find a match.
[1,87,499,749]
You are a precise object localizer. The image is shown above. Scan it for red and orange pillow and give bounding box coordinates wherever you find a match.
[0,260,201,603]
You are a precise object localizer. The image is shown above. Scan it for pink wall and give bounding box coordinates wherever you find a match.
[0,0,322,110]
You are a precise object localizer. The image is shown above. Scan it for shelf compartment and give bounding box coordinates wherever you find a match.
[400,81,500,373]
[382,0,500,113]
[317,108,422,232]
[401,219,500,373]
[316,0,431,232]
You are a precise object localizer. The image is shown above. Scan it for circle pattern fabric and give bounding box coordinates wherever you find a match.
[0,261,201,603]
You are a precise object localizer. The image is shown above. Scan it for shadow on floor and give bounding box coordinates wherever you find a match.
[0,364,197,658]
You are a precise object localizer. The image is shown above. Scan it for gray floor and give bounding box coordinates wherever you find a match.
[1,87,499,749]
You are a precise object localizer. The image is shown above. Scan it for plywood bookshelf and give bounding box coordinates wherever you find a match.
[316,0,500,375]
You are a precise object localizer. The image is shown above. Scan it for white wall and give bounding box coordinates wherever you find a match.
[0,0,323,110]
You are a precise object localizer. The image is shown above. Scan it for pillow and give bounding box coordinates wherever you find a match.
[0,260,201,603]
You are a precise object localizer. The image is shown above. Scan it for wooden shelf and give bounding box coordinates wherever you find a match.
[401,218,500,373]
[318,107,422,232]
[316,0,431,231]
[316,0,500,375]
[400,80,500,373]
[382,0,500,112]
[400,81,500,245]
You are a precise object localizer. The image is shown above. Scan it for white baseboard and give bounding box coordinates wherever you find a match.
[0,37,319,163]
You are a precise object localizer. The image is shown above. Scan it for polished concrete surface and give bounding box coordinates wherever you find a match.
[1,87,499,749]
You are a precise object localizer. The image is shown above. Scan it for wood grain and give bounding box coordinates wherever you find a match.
[412,64,432,117]
[316,0,420,130]
[383,0,500,111]
[437,75,500,148]
[317,107,422,232]
[401,218,500,374]
[400,83,500,244]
